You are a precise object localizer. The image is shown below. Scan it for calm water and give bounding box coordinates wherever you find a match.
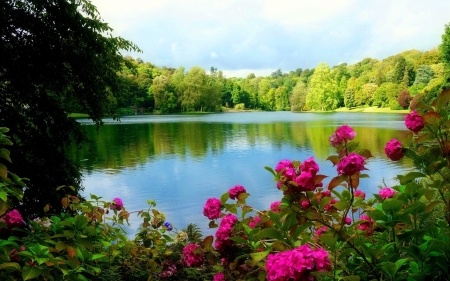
[72,112,413,237]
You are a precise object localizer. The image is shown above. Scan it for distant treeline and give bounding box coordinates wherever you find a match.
[102,34,450,114]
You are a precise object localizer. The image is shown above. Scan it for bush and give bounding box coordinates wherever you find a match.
[3,90,450,280]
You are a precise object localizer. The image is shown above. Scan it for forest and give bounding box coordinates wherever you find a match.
[109,47,447,114]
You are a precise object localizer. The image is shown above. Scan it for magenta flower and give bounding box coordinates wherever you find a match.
[358,215,374,234]
[275,159,293,173]
[215,214,238,251]
[265,244,331,281]
[182,244,203,267]
[385,138,404,161]
[315,226,328,237]
[301,200,310,209]
[213,273,225,281]
[379,187,396,200]
[203,198,222,220]
[354,190,366,200]
[249,216,261,228]
[329,125,357,147]
[270,201,281,213]
[337,152,365,176]
[301,157,319,174]
[3,209,23,228]
[228,185,246,200]
[405,111,424,134]
[295,171,315,191]
[110,198,124,211]
[345,217,352,225]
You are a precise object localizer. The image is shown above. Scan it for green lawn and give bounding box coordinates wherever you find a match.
[334,106,410,114]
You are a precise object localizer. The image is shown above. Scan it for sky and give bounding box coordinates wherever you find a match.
[91,0,450,77]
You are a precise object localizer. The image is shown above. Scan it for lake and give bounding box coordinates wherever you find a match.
[72,112,413,237]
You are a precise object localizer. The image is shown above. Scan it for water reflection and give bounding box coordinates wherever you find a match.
[72,112,412,237]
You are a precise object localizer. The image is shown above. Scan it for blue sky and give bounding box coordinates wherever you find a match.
[91,0,450,77]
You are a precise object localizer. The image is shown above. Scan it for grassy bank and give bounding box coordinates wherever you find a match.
[334,106,410,114]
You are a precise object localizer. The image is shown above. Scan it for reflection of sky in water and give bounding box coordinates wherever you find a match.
[78,112,411,238]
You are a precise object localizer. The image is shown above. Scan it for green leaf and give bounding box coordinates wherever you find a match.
[0,262,21,271]
[333,200,348,211]
[73,215,88,229]
[339,276,360,281]
[398,172,426,185]
[368,209,388,221]
[0,191,7,202]
[0,148,12,163]
[250,250,270,266]
[281,212,298,231]
[380,261,397,278]
[436,89,450,110]
[220,192,229,204]
[22,265,42,280]
[395,258,408,270]
[382,199,403,214]
[264,166,276,176]
[255,228,285,241]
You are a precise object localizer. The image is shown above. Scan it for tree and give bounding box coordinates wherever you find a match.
[397,89,412,109]
[440,22,450,89]
[290,81,308,111]
[152,75,178,113]
[306,63,338,111]
[355,83,378,106]
[414,65,434,85]
[0,0,139,217]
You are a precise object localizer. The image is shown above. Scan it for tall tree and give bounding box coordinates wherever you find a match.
[0,0,139,216]
[290,81,308,111]
[306,63,338,111]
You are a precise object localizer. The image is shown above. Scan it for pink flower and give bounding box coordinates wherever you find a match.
[213,272,225,281]
[301,157,319,174]
[215,214,238,251]
[354,190,366,200]
[203,198,222,220]
[379,188,396,200]
[315,226,328,237]
[295,171,316,191]
[405,111,424,134]
[324,199,338,211]
[345,217,352,225]
[228,185,246,200]
[3,210,23,228]
[337,153,365,176]
[301,200,310,209]
[322,190,331,197]
[183,244,203,267]
[329,125,357,147]
[270,201,281,213]
[275,160,293,173]
[265,244,331,281]
[385,138,404,161]
[358,215,373,234]
[110,198,124,211]
[249,216,261,228]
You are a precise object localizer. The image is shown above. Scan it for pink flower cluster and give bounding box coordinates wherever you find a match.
[159,260,177,278]
[354,190,366,200]
[213,272,225,281]
[358,215,374,235]
[385,138,404,161]
[379,187,396,200]
[110,198,124,211]
[2,209,23,228]
[203,198,222,220]
[215,214,238,251]
[265,244,331,281]
[249,216,261,228]
[275,157,323,192]
[270,201,281,213]
[329,125,357,147]
[405,111,424,134]
[337,152,365,176]
[228,185,246,200]
[182,244,203,267]
[315,226,328,237]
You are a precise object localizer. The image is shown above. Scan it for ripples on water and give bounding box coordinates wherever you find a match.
[75,112,411,237]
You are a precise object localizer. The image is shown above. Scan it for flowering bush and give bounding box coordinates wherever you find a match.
[384,138,404,161]
[2,89,450,281]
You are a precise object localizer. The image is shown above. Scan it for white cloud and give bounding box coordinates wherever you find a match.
[90,0,450,72]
